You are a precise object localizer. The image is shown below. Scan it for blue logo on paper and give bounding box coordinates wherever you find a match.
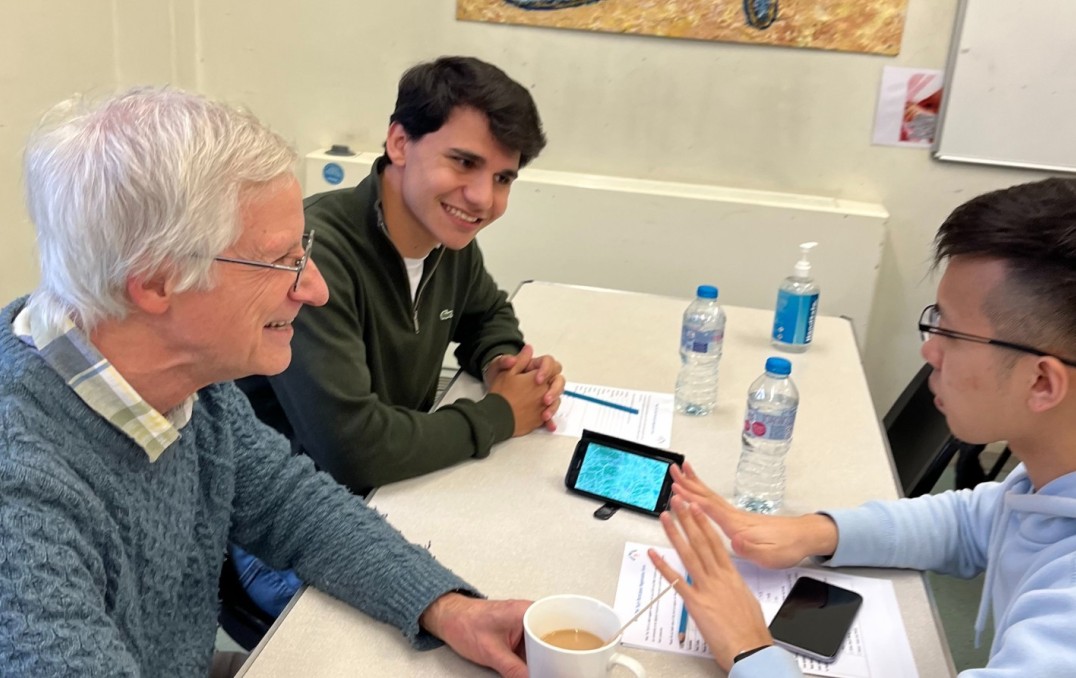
[322,163,345,185]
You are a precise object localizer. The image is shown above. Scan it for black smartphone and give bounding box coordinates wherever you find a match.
[564,430,684,517]
[768,576,864,663]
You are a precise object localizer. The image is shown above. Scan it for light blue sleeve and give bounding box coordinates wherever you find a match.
[730,590,1076,677]
[822,483,1008,578]
[729,646,803,677]
[957,571,1076,676]
[811,472,1076,674]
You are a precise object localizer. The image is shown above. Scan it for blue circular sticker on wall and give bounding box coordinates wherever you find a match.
[323,163,345,185]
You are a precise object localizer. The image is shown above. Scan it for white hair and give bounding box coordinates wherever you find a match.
[23,86,297,334]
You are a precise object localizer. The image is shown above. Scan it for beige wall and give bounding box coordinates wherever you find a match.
[1,0,192,307]
[1,0,1052,412]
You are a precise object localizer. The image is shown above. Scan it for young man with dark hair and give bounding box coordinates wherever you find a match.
[647,178,1076,676]
[242,56,564,497]
[232,56,565,622]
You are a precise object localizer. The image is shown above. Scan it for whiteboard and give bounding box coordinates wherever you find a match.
[934,0,1076,172]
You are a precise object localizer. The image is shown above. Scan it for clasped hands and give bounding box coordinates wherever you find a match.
[485,344,565,436]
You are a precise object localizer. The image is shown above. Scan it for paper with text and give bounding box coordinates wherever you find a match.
[613,543,918,678]
[551,382,674,449]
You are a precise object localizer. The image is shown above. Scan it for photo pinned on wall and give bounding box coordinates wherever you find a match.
[872,67,944,149]
[457,0,910,55]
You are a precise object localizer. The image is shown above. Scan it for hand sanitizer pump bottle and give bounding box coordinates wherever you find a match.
[771,242,819,353]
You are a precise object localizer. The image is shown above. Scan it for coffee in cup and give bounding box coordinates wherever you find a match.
[540,628,605,651]
[524,595,646,678]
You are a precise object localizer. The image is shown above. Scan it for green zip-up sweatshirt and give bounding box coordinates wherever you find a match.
[241,158,523,495]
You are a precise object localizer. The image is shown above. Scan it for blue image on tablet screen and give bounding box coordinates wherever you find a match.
[575,443,669,510]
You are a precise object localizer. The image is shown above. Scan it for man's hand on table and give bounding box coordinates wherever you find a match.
[671,462,839,569]
[420,593,530,678]
[486,344,565,434]
[649,497,773,671]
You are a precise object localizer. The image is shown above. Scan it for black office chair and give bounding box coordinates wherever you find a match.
[884,364,960,497]
[883,364,1010,497]
[955,443,1012,490]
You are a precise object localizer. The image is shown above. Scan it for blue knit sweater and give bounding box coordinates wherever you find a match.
[0,298,475,676]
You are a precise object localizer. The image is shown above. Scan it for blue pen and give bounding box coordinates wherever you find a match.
[678,575,692,645]
[563,390,640,415]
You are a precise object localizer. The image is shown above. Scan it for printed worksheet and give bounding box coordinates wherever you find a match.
[612,542,918,678]
[550,381,674,449]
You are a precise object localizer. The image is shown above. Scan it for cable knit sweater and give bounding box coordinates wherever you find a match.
[0,298,475,677]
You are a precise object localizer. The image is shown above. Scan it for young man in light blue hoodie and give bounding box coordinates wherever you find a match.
[646,178,1076,677]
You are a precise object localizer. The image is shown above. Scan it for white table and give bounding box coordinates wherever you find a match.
[239,281,954,677]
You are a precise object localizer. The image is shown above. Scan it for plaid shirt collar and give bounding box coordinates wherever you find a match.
[12,305,194,462]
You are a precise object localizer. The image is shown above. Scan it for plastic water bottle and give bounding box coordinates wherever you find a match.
[734,357,799,513]
[674,285,726,416]
[772,242,820,353]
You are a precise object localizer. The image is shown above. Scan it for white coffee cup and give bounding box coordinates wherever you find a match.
[524,594,646,678]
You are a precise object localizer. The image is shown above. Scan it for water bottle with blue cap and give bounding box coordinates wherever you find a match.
[674,285,726,416]
[734,356,799,514]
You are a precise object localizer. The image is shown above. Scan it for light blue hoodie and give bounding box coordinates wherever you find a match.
[734,464,1076,677]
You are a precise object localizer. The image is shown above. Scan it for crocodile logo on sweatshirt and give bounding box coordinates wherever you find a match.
[439,309,454,321]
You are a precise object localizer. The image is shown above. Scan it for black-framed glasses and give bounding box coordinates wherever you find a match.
[918,304,1076,368]
[214,230,315,292]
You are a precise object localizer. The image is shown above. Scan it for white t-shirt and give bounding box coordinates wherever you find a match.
[403,257,424,301]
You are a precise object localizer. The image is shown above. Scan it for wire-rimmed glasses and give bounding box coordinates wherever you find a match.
[214,230,315,292]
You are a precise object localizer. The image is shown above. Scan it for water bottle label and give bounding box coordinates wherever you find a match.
[681,327,723,354]
[744,405,797,440]
[772,291,819,345]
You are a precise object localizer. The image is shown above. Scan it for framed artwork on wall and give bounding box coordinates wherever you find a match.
[457,0,909,55]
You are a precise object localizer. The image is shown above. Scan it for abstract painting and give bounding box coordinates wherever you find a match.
[457,0,909,55]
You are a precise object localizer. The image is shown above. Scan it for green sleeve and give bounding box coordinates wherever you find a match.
[268,232,516,495]
[450,245,525,380]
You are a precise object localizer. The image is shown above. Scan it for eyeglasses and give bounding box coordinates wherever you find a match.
[214,230,315,292]
[918,304,1076,368]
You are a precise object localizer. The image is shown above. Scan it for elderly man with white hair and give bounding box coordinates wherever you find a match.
[0,87,530,678]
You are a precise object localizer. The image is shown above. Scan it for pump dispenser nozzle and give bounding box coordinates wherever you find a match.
[793,241,818,278]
